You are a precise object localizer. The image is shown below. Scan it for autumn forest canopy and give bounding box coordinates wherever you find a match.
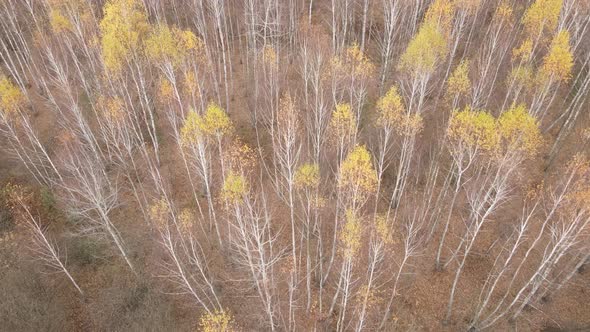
[0,0,589,331]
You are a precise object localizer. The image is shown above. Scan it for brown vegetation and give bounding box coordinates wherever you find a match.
[0,0,589,331]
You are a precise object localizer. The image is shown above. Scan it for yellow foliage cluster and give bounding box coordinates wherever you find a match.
[376,86,423,136]
[447,60,471,97]
[448,105,542,158]
[539,30,573,83]
[513,39,534,63]
[497,104,543,157]
[221,172,249,203]
[180,109,203,145]
[338,145,378,195]
[294,163,320,189]
[199,309,235,332]
[145,24,202,66]
[149,198,170,228]
[493,1,514,23]
[158,78,175,102]
[331,43,375,79]
[225,138,257,174]
[398,21,448,75]
[47,0,89,33]
[262,45,278,69]
[522,0,563,40]
[376,85,405,127]
[508,65,535,90]
[399,113,424,137]
[339,209,363,259]
[329,103,357,140]
[178,208,194,232]
[567,153,590,177]
[564,155,590,212]
[0,76,25,117]
[183,71,199,97]
[100,0,150,73]
[201,102,233,137]
[180,103,232,145]
[375,86,424,137]
[49,10,73,33]
[424,0,455,33]
[278,93,299,132]
[447,108,499,152]
[374,215,394,245]
[98,95,125,122]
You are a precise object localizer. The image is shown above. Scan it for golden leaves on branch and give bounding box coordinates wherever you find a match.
[294,163,320,189]
[447,105,543,159]
[294,163,325,208]
[447,108,498,153]
[145,24,203,66]
[398,113,424,137]
[180,109,203,146]
[375,86,423,137]
[178,208,195,233]
[149,197,170,229]
[220,172,249,204]
[563,154,590,213]
[49,10,73,33]
[183,71,199,98]
[511,29,572,95]
[180,103,233,146]
[277,92,300,133]
[508,65,535,90]
[376,85,405,127]
[493,1,514,23]
[522,0,563,41]
[97,95,126,123]
[398,21,448,76]
[199,309,236,332]
[424,0,455,34]
[201,102,233,137]
[47,0,90,34]
[0,76,26,118]
[447,60,471,98]
[262,45,278,69]
[538,30,573,84]
[513,39,534,63]
[374,215,394,246]
[329,103,356,141]
[99,0,150,73]
[331,43,375,79]
[224,138,257,175]
[338,145,378,197]
[339,209,363,259]
[497,104,543,157]
[158,78,175,103]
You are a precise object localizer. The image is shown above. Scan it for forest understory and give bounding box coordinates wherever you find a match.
[0,0,589,331]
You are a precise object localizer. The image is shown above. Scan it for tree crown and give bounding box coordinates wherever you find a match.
[538,30,573,83]
[339,209,363,259]
[338,145,378,195]
[294,163,320,189]
[498,104,543,157]
[376,85,405,128]
[0,76,25,117]
[447,108,499,153]
[221,172,249,203]
[447,60,471,97]
[99,0,150,72]
[398,21,448,75]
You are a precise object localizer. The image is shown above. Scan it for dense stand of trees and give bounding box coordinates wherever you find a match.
[0,0,589,330]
